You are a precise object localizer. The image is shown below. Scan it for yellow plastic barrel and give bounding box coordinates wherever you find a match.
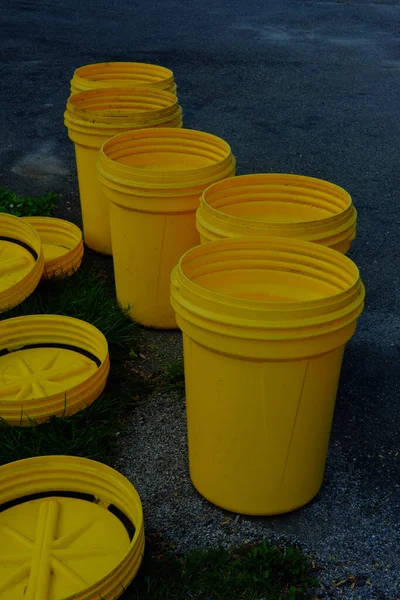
[97,128,236,328]
[70,61,177,95]
[197,173,357,253]
[64,87,182,254]
[171,237,365,515]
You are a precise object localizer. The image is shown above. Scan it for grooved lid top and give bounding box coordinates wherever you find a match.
[0,455,144,600]
[0,315,109,426]
[0,240,36,290]
[202,173,353,224]
[65,87,181,128]
[0,347,98,402]
[0,497,130,599]
[0,213,44,312]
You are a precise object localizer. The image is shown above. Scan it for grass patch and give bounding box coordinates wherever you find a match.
[0,267,145,466]
[2,267,134,346]
[0,187,58,217]
[162,356,185,395]
[125,540,316,600]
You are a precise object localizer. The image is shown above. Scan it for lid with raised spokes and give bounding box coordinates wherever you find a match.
[0,314,110,426]
[0,455,145,599]
[0,213,44,312]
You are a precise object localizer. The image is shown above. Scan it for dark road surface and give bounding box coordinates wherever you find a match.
[0,1,399,598]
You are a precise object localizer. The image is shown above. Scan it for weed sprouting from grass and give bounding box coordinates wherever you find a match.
[3,267,137,348]
[162,356,185,395]
[124,540,316,600]
[0,266,146,466]
[0,385,138,466]
[0,188,58,217]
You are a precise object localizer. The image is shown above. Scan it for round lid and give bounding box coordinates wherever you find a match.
[22,217,83,279]
[0,455,145,600]
[0,496,130,599]
[0,347,98,402]
[0,314,110,426]
[0,213,44,312]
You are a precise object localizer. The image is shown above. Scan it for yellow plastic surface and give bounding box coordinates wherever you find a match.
[197,174,357,253]
[0,213,44,313]
[97,128,236,328]
[0,241,35,286]
[0,315,110,426]
[23,217,83,278]
[70,61,176,95]
[0,455,145,599]
[0,348,98,401]
[64,88,182,255]
[171,237,365,515]
[0,498,130,599]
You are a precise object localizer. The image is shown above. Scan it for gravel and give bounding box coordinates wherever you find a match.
[117,359,399,600]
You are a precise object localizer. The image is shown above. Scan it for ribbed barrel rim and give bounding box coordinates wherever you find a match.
[98,128,235,189]
[65,87,182,131]
[198,173,356,240]
[0,213,44,313]
[71,61,176,92]
[171,237,365,339]
[0,455,144,599]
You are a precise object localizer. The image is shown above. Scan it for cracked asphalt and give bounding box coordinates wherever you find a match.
[0,0,399,598]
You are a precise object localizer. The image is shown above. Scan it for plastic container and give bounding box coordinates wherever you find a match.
[171,237,365,515]
[0,455,144,600]
[0,212,44,313]
[98,128,236,328]
[65,87,182,254]
[0,314,110,426]
[197,173,357,253]
[71,61,176,95]
[23,216,84,278]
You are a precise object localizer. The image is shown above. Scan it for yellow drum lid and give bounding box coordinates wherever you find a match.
[0,315,110,426]
[23,217,84,279]
[0,497,130,599]
[0,455,145,600]
[0,347,98,402]
[0,213,44,312]
[0,240,36,289]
